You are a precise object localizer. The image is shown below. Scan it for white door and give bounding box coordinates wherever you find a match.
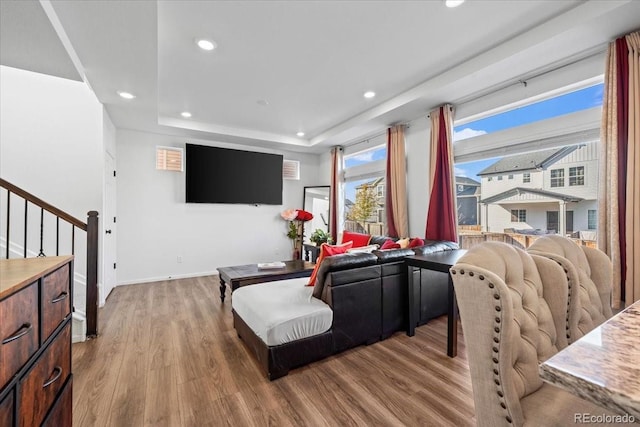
[102,151,117,305]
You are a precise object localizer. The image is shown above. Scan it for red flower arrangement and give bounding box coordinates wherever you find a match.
[281,209,314,259]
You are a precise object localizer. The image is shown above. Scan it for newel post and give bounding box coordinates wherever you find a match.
[86,210,99,338]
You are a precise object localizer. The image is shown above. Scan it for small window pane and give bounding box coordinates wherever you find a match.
[550,169,564,187]
[588,209,597,230]
[523,173,531,183]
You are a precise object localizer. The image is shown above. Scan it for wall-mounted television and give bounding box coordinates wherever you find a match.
[185,143,283,204]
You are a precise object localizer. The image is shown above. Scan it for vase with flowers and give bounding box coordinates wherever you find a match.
[281,209,314,260]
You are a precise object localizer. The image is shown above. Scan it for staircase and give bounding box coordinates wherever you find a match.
[0,178,99,341]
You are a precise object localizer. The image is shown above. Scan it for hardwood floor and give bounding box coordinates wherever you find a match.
[72,276,476,426]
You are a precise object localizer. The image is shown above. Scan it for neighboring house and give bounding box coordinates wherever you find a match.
[456,176,481,225]
[477,143,598,236]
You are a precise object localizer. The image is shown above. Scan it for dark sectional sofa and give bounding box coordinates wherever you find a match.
[232,238,459,379]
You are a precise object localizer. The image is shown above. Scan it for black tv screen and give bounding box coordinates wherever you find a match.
[185,144,283,204]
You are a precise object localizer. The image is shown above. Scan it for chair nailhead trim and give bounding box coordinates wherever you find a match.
[460,269,465,274]
[495,306,501,312]
[493,337,499,343]
[494,379,500,385]
[451,270,456,274]
[506,416,512,423]
[497,391,504,397]
[479,275,484,280]
[494,294,500,299]
[493,369,499,375]
[488,283,494,288]
[501,402,506,409]
[494,327,500,333]
[495,317,501,323]
[469,271,474,277]
[492,357,498,363]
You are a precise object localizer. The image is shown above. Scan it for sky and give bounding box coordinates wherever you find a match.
[343,83,604,204]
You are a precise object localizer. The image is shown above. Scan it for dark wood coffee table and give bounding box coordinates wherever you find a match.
[217,259,315,302]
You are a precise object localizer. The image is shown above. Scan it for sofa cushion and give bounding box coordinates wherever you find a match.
[380,239,401,250]
[341,231,372,248]
[232,278,332,346]
[312,252,377,299]
[396,238,410,248]
[412,240,459,255]
[308,242,353,287]
[374,247,415,263]
[347,244,379,254]
[409,237,425,248]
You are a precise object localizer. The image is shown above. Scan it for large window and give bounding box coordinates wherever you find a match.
[453,81,603,245]
[550,169,565,188]
[343,144,387,236]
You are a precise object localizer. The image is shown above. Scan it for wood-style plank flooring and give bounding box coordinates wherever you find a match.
[72,276,475,426]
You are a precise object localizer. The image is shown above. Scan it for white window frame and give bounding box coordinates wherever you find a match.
[550,169,564,188]
[569,166,585,186]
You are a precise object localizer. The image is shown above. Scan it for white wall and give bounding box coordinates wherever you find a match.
[405,117,432,238]
[116,129,322,285]
[0,65,105,311]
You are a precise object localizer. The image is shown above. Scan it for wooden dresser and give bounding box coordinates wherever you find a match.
[0,256,74,427]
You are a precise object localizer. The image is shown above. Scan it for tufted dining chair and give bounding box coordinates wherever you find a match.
[527,235,613,342]
[451,242,618,426]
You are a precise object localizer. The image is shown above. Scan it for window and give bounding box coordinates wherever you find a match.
[497,175,503,181]
[343,143,387,235]
[508,174,514,180]
[488,177,493,181]
[588,210,597,230]
[569,166,585,186]
[156,147,183,171]
[550,169,564,187]
[511,209,526,222]
[523,173,531,183]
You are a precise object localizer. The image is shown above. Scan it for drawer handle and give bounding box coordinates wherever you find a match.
[51,291,68,304]
[43,366,63,388]
[2,323,32,345]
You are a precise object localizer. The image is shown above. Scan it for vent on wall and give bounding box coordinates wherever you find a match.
[156,147,183,171]
[283,159,300,180]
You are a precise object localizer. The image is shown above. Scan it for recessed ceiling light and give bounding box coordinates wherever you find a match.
[257,99,269,106]
[181,111,192,118]
[196,39,217,51]
[296,131,305,137]
[445,0,465,8]
[364,91,376,99]
[117,91,135,99]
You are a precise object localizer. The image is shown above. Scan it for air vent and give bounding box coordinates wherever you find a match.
[283,159,300,180]
[156,147,183,172]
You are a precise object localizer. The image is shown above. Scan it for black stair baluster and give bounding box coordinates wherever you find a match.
[38,207,45,257]
[56,216,59,256]
[71,226,75,255]
[23,200,27,258]
[5,190,10,259]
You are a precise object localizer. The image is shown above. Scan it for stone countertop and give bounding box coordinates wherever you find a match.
[539,300,640,419]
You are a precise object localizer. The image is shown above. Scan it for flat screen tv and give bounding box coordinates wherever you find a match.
[185,143,283,204]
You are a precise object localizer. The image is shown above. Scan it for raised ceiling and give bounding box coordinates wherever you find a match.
[2,1,639,152]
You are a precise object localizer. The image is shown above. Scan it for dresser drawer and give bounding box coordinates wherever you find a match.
[0,283,39,390]
[41,264,71,341]
[0,392,14,427]
[19,322,71,427]
[41,376,72,427]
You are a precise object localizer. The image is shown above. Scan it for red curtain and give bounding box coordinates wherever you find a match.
[425,106,458,242]
[329,147,341,244]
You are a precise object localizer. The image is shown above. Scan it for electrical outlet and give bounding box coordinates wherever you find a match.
[177,256,183,263]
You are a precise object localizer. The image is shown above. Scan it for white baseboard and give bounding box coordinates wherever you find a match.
[72,311,87,343]
[117,270,219,287]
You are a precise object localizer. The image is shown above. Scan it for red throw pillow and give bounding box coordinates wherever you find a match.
[307,242,353,286]
[409,237,425,248]
[380,239,401,250]
[341,231,371,248]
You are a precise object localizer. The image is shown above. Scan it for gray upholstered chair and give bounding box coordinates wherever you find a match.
[451,242,618,426]
[527,235,613,342]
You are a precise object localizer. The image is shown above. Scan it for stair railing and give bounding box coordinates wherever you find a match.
[0,178,99,337]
